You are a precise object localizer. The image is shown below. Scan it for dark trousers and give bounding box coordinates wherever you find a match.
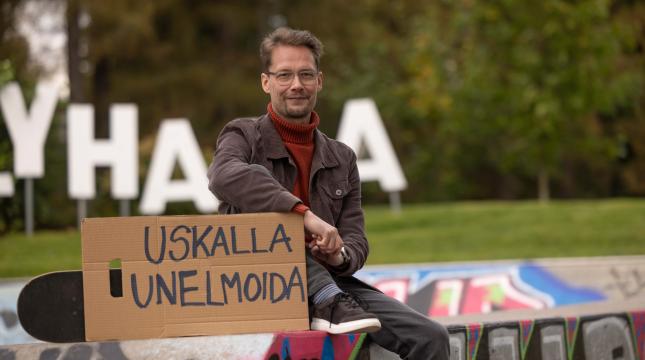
[306,254,450,360]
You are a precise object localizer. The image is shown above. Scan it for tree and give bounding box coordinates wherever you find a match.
[606,0,645,196]
[405,0,642,200]
[0,0,33,233]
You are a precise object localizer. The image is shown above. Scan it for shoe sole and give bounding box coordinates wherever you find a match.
[310,317,382,334]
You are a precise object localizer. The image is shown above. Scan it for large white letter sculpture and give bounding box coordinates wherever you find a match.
[337,98,407,192]
[139,119,218,214]
[0,173,13,196]
[2,87,405,215]
[67,104,138,200]
[0,81,59,196]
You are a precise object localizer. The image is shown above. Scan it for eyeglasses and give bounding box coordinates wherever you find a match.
[265,70,319,86]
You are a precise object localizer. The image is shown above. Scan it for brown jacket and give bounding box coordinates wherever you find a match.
[207,114,368,277]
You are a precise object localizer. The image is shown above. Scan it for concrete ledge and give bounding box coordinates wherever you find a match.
[437,297,645,325]
[444,309,645,360]
[1,308,643,359]
[2,256,644,358]
[0,331,368,360]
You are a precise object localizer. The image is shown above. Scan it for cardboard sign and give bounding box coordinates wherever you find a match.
[81,213,308,341]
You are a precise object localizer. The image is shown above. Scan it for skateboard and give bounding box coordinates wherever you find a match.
[17,269,122,343]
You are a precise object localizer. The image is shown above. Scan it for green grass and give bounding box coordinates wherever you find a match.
[0,230,81,278]
[1,199,644,277]
[365,198,645,264]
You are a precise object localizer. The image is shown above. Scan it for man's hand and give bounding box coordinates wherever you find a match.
[303,210,344,266]
[309,235,344,267]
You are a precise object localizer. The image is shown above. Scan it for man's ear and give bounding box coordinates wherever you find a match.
[261,73,270,94]
[317,72,323,92]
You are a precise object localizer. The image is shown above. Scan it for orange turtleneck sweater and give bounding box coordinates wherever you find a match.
[267,103,319,216]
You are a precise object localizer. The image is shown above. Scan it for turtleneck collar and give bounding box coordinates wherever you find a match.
[268,103,319,144]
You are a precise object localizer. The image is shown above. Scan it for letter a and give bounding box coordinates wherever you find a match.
[269,224,292,252]
[337,98,407,192]
[140,119,218,214]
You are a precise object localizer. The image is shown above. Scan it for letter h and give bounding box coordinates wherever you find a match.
[67,104,138,199]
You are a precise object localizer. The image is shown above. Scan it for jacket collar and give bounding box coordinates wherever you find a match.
[259,114,290,160]
[312,129,339,170]
[259,114,339,169]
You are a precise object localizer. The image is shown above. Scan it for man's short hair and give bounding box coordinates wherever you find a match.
[260,27,324,72]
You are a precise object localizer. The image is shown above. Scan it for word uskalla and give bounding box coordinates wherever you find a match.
[144,223,292,264]
[130,266,305,308]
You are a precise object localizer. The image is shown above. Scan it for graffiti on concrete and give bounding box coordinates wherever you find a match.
[4,259,641,346]
[357,263,606,316]
[488,327,519,360]
[263,331,366,359]
[0,342,129,360]
[605,267,645,300]
[0,282,33,346]
[0,331,365,360]
[467,324,483,359]
[540,324,566,360]
[446,310,645,360]
[0,311,643,359]
[518,319,535,359]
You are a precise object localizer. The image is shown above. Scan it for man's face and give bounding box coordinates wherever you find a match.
[261,45,323,124]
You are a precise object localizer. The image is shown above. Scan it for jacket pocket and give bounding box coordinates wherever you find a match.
[321,180,349,224]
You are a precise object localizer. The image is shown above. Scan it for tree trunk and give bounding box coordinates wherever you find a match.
[93,57,109,138]
[67,0,88,224]
[538,167,550,202]
[66,0,83,103]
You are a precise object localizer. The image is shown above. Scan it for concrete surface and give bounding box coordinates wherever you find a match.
[1,255,644,359]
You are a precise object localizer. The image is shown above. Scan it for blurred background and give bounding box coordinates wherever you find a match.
[0,0,643,269]
[1,2,645,350]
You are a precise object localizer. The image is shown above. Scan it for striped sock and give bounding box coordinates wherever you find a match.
[312,283,343,305]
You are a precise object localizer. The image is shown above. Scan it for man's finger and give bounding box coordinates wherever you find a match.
[324,234,337,254]
[309,235,320,248]
[311,245,326,261]
[332,234,343,253]
[317,231,331,249]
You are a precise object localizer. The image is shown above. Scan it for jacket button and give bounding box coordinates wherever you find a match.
[335,189,342,196]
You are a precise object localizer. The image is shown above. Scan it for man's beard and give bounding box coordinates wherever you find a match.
[285,106,311,119]
[283,99,316,120]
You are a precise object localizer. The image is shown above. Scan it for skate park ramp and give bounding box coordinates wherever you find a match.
[1,255,644,359]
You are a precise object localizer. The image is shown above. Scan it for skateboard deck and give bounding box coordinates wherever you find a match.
[18,269,122,343]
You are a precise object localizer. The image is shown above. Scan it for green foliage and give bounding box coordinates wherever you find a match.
[0,1,38,233]
[83,1,267,143]
[403,0,642,200]
[0,61,14,233]
[0,60,14,85]
[70,0,645,205]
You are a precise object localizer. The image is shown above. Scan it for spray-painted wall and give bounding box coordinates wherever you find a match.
[0,331,369,360]
[446,311,644,360]
[356,257,645,317]
[2,257,645,347]
[0,310,643,359]
[0,282,30,346]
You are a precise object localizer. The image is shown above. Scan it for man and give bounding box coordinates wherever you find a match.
[208,27,449,359]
